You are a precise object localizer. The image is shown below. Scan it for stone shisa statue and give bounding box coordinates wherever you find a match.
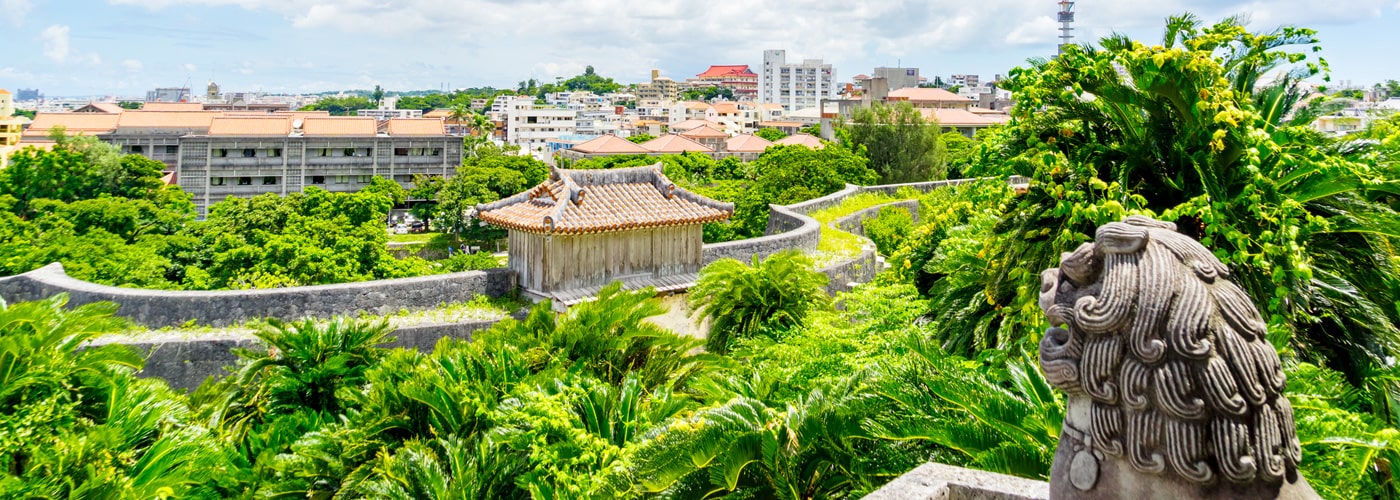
[1037,216,1319,499]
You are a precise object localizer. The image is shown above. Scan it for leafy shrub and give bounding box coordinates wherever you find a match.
[690,250,830,354]
[864,205,915,255]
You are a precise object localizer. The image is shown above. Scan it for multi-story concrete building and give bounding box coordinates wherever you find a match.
[760,49,836,111]
[873,67,921,91]
[636,70,679,102]
[21,110,461,217]
[0,89,20,147]
[357,108,424,120]
[146,87,192,103]
[502,96,578,157]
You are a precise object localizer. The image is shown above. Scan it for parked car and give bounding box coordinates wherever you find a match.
[409,221,427,233]
[393,223,408,234]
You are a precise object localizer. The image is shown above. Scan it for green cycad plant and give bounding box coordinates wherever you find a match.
[0,295,224,499]
[628,372,890,499]
[865,333,1063,479]
[690,250,831,354]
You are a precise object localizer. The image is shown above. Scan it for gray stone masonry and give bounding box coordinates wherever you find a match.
[88,318,506,391]
[863,462,1049,499]
[0,263,516,328]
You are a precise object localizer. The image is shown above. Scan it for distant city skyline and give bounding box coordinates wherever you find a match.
[3,0,1398,97]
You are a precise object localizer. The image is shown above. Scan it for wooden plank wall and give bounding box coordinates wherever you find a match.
[510,224,705,293]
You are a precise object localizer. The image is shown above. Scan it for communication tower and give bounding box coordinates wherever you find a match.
[1058,0,1075,54]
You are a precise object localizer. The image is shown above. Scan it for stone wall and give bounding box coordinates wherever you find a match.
[0,263,517,328]
[701,203,821,265]
[834,199,922,238]
[90,318,506,390]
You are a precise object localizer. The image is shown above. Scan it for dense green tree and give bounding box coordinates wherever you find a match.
[755,127,788,142]
[299,96,375,116]
[371,85,385,107]
[730,144,877,237]
[679,86,734,101]
[626,133,655,144]
[840,102,947,183]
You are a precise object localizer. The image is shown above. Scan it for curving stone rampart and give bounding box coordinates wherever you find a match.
[0,263,516,328]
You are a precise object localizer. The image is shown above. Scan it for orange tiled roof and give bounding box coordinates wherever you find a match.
[0,89,9,95]
[387,118,446,136]
[758,120,805,128]
[571,134,650,154]
[141,102,206,112]
[668,119,718,132]
[476,165,733,235]
[710,102,739,115]
[641,134,713,153]
[423,109,452,119]
[208,116,293,136]
[725,134,774,153]
[919,108,1009,126]
[116,111,220,129]
[696,65,757,78]
[679,124,728,139]
[23,113,120,137]
[887,87,970,103]
[301,117,377,136]
[774,133,826,149]
[74,102,124,113]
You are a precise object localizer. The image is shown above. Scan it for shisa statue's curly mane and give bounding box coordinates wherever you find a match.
[1039,216,1307,496]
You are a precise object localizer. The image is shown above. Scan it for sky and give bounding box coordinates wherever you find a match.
[3,0,1399,97]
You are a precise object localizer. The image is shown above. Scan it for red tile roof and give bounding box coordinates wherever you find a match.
[641,134,713,153]
[571,134,650,154]
[387,118,447,136]
[696,65,757,78]
[477,165,733,235]
[679,124,728,139]
[918,108,1010,126]
[668,119,719,132]
[23,113,120,137]
[301,117,377,136]
[887,87,970,103]
[209,116,293,136]
[725,134,774,153]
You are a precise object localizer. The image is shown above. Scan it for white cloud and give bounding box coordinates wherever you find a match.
[93,0,1396,93]
[183,63,198,73]
[40,25,71,63]
[123,59,143,72]
[39,24,102,65]
[1005,16,1059,45]
[1,0,32,26]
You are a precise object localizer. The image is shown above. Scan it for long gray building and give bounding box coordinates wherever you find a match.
[21,110,462,217]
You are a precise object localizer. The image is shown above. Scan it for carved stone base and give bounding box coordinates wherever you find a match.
[1049,430,1320,499]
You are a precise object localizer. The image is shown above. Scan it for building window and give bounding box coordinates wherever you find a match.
[262,176,277,185]
[355,175,372,183]
[317,148,331,157]
[242,148,255,158]
[334,175,350,184]
[213,149,228,157]
[310,175,325,184]
[394,148,409,156]
[430,148,443,156]
[237,177,252,185]
[209,177,225,186]
[343,148,356,157]
[268,148,282,157]
[128,145,144,154]
[164,145,179,154]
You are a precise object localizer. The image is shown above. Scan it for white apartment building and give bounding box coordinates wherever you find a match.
[503,96,578,155]
[357,108,423,120]
[760,49,836,111]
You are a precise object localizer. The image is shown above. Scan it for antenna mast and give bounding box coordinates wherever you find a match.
[1057,0,1075,54]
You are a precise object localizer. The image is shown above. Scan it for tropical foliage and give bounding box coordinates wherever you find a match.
[690,250,830,354]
